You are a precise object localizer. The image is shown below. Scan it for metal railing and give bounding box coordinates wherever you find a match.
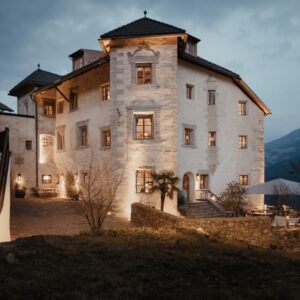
[0,128,10,214]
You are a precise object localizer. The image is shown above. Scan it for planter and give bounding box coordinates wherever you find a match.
[15,189,26,198]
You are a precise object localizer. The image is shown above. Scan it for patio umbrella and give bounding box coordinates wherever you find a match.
[0,102,14,112]
[247,178,300,196]
[247,178,300,215]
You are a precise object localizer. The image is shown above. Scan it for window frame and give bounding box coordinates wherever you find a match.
[42,174,52,184]
[238,101,247,116]
[239,175,249,186]
[184,128,194,145]
[136,63,152,85]
[25,140,32,150]
[79,125,88,147]
[57,100,64,114]
[136,169,153,193]
[208,90,216,105]
[69,88,78,112]
[134,114,154,140]
[186,84,194,99]
[43,99,55,117]
[101,128,111,147]
[208,131,216,146]
[101,84,110,101]
[56,127,65,151]
[238,135,247,149]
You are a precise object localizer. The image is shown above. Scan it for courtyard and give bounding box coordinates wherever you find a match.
[10,197,131,240]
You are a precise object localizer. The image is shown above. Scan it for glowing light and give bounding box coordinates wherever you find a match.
[17,173,22,182]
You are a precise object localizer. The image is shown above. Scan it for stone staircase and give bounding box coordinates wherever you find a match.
[180,200,225,219]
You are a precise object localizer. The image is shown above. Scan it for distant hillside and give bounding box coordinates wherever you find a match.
[265,128,300,181]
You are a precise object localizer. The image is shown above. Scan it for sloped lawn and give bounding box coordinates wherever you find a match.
[0,228,299,299]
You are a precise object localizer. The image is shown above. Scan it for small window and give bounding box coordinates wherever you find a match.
[238,135,247,149]
[208,131,216,146]
[238,101,247,116]
[57,128,65,150]
[102,84,110,101]
[42,174,52,184]
[208,90,216,105]
[42,137,49,146]
[102,128,111,147]
[43,100,55,117]
[57,101,64,114]
[136,170,153,193]
[186,84,194,99]
[185,42,197,56]
[70,89,78,111]
[25,140,32,150]
[135,115,153,140]
[73,57,84,71]
[78,125,88,147]
[199,174,208,190]
[136,64,152,84]
[239,175,248,186]
[184,128,194,145]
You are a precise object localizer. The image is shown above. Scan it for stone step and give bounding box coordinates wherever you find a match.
[182,200,223,219]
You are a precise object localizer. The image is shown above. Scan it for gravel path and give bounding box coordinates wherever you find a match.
[10,197,131,240]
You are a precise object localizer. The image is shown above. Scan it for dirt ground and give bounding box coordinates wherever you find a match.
[10,197,131,240]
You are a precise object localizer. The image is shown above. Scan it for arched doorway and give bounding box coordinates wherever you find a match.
[182,172,195,202]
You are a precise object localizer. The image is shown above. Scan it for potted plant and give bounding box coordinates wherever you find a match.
[15,183,27,198]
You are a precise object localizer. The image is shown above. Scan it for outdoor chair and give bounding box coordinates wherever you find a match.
[271,216,288,227]
[288,217,300,226]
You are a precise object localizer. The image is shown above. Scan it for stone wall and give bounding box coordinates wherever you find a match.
[131,203,300,250]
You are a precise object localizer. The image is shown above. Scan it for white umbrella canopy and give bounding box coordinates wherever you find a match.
[247,178,300,196]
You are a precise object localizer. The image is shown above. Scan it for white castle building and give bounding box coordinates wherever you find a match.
[3,15,271,217]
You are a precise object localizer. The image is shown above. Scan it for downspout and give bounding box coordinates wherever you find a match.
[31,94,39,188]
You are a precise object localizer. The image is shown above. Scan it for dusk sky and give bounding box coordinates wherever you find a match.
[1,0,299,142]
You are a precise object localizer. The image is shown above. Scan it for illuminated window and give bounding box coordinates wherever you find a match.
[135,115,153,140]
[238,135,247,149]
[43,100,55,117]
[136,170,153,193]
[238,101,247,116]
[57,128,65,150]
[42,174,52,184]
[208,90,216,105]
[184,128,194,145]
[42,137,49,146]
[102,128,111,147]
[102,84,110,101]
[208,131,216,146]
[186,84,194,99]
[78,125,88,147]
[69,89,78,111]
[239,175,248,186]
[25,140,32,150]
[136,64,152,84]
[57,101,64,114]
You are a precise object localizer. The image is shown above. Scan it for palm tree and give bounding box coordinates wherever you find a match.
[152,171,180,211]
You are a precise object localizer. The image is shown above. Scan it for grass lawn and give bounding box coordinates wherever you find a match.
[0,228,299,300]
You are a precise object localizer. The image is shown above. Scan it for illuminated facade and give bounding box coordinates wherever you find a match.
[8,16,270,217]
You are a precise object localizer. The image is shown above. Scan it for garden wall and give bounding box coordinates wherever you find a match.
[131,203,300,250]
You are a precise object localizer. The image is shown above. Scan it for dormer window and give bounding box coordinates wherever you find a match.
[185,41,197,56]
[73,57,84,71]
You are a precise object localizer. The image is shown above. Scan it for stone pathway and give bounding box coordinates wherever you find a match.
[10,197,131,240]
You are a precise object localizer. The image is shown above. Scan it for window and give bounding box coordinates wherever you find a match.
[69,89,78,111]
[136,64,152,84]
[42,175,52,184]
[25,140,32,150]
[57,128,65,150]
[239,175,248,186]
[136,170,153,193]
[42,137,49,146]
[43,100,55,117]
[57,101,64,114]
[238,135,247,149]
[135,115,153,140]
[238,101,247,116]
[184,128,194,145]
[78,125,88,147]
[185,42,197,56]
[73,57,84,71]
[208,90,216,105]
[102,84,110,101]
[102,128,111,147]
[208,131,216,146]
[199,174,208,190]
[186,84,194,99]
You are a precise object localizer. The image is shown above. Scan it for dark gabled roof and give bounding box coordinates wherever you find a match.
[9,68,61,97]
[179,52,241,79]
[0,102,14,112]
[101,16,187,39]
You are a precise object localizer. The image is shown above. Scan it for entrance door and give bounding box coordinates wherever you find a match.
[183,174,190,202]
